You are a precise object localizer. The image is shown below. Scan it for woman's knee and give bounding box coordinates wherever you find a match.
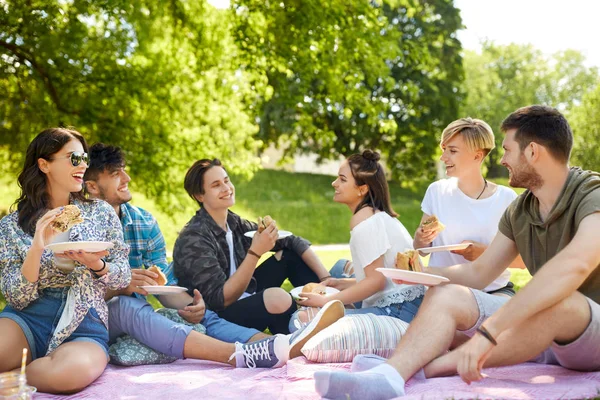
[263,287,293,314]
[45,346,107,393]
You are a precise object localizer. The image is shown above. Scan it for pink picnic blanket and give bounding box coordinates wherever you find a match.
[35,358,600,399]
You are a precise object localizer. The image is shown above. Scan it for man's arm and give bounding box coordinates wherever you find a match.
[483,212,600,338]
[425,231,520,289]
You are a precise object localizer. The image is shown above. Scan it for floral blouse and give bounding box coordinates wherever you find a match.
[0,198,131,355]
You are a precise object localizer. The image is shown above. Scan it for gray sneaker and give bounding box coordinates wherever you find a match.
[231,335,289,368]
[289,300,345,359]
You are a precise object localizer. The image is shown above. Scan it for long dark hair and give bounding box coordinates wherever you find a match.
[13,128,90,236]
[184,158,224,207]
[347,150,397,217]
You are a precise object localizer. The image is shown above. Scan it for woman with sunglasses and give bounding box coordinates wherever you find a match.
[294,150,425,325]
[0,128,131,393]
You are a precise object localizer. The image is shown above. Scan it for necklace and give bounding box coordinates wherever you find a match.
[476,179,488,200]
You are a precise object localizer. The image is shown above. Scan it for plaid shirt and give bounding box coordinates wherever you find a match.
[172,207,310,311]
[120,202,177,286]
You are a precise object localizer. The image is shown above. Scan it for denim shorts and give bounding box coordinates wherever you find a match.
[0,287,109,360]
[344,295,424,323]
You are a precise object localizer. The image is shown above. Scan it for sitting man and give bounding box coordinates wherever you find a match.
[84,143,343,368]
[314,105,600,399]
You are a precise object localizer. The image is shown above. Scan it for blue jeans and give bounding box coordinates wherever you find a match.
[108,296,260,359]
[0,287,109,360]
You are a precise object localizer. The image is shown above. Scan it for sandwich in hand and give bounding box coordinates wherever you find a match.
[395,250,424,273]
[302,282,327,295]
[148,265,167,286]
[52,205,84,233]
[421,215,445,233]
[257,215,276,233]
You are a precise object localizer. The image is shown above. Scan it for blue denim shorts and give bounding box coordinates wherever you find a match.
[0,287,109,360]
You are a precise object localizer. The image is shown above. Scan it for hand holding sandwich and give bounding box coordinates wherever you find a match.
[31,207,68,250]
[249,218,278,257]
[414,214,445,250]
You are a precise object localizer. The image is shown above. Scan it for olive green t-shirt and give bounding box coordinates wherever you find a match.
[498,168,600,304]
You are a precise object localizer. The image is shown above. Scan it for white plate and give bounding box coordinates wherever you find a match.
[416,243,471,254]
[290,286,340,299]
[376,268,450,286]
[244,230,293,239]
[139,286,188,295]
[45,241,114,254]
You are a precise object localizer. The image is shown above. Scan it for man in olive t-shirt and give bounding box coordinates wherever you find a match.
[314,105,600,400]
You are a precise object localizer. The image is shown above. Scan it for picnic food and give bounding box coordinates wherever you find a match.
[257,215,275,233]
[421,215,445,233]
[148,265,167,286]
[51,205,84,233]
[302,282,327,295]
[395,250,424,272]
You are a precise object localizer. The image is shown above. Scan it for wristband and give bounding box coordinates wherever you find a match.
[319,275,332,282]
[247,249,261,259]
[476,325,498,346]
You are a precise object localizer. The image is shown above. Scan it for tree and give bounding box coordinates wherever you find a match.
[460,42,598,176]
[570,83,600,171]
[232,0,464,184]
[0,0,261,211]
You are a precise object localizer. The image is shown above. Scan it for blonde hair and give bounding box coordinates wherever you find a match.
[440,118,495,156]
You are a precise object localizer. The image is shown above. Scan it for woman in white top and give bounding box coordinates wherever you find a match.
[295,150,425,324]
[413,117,522,296]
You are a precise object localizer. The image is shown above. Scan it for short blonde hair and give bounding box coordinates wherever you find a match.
[441,118,495,156]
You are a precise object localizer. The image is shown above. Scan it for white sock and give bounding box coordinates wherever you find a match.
[364,363,406,394]
[234,342,245,368]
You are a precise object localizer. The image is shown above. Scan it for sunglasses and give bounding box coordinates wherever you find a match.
[50,151,90,167]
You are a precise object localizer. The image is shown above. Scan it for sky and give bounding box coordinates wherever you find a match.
[455,0,600,67]
[208,0,600,68]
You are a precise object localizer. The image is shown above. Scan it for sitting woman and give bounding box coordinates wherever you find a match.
[413,118,522,296]
[172,158,331,334]
[294,150,425,327]
[0,128,131,394]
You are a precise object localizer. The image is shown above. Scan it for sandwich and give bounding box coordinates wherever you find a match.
[51,205,84,233]
[421,215,445,233]
[301,282,327,295]
[257,215,276,233]
[395,250,424,273]
[148,265,167,286]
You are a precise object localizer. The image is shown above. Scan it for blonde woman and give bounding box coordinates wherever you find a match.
[413,118,520,296]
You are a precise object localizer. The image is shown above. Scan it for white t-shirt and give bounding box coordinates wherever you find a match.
[350,212,425,308]
[226,224,251,300]
[421,178,517,292]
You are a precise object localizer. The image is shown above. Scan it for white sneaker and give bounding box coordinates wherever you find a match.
[289,300,344,359]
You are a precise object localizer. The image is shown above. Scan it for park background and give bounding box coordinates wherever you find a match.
[2,0,600,308]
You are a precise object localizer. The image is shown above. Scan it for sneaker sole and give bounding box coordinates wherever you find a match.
[289,300,344,359]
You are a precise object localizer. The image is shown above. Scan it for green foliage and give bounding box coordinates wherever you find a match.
[460,43,599,176]
[232,0,464,185]
[0,0,261,212]
[571,83,600,171]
